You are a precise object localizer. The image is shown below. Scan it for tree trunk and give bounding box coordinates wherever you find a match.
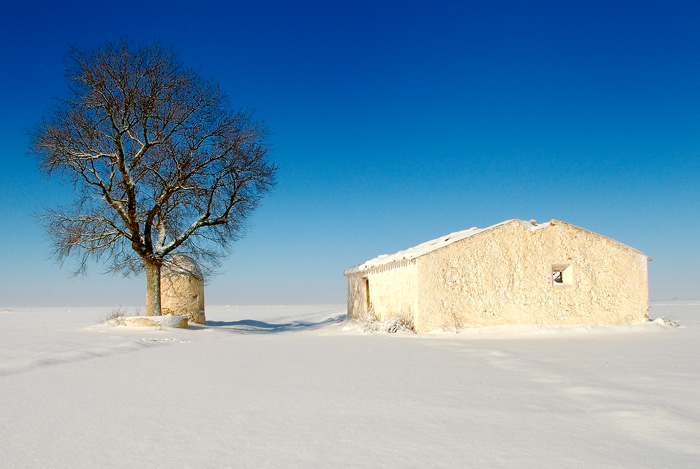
[145,259,162,316]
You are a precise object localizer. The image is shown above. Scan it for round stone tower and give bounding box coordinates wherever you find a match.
[160,255,206,324]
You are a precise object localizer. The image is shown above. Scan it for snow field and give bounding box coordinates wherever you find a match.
[0,302,698,467]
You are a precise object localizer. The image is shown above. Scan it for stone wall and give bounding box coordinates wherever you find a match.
[414,220,648,332]
[161,255,206,324]
[346,260,418,325]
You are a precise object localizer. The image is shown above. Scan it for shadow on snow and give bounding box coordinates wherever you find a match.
[200,314,346,334]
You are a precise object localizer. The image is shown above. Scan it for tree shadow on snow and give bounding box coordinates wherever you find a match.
[200,314,346,334]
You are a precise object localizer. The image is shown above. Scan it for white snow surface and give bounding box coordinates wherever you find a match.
[344,219,547,274]
[1,301,699,467]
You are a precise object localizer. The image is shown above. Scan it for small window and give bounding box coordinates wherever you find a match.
[552,264,572,285]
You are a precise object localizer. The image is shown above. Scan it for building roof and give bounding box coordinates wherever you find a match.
[162,254,204,280]
[343,219,647,276]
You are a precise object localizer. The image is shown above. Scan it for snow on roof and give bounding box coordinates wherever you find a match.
[344,218,649,276]
[162,254,204,280]
[344,219,548,275]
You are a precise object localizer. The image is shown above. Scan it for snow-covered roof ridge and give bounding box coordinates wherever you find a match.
[344,219,531,275]
[345,218,650,276]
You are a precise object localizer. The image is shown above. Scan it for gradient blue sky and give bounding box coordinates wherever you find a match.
[1,0,698,306]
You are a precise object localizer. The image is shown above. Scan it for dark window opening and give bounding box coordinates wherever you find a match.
[552,264,572,285]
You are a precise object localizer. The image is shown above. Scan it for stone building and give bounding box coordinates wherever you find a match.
[161,255,206,324]
[344,219,650,333]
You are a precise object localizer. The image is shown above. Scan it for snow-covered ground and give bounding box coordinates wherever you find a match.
[1,301,698,467]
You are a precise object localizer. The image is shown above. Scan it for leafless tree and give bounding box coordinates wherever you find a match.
[30,39,276,316]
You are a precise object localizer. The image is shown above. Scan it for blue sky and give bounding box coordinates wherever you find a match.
[1,0,698,306]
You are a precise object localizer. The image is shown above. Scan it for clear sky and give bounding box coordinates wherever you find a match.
[1,0,698,306]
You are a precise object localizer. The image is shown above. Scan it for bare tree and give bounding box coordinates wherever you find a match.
[30,39,276,316]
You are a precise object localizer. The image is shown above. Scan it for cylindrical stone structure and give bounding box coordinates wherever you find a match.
[160,255,206,324]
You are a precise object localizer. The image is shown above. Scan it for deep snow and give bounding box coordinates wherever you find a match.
[0,301,698,467]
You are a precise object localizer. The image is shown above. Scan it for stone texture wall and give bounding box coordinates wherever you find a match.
[161,255,206,324]
[161,275,205,324]
[414,220,649,332]
[346,260,418,324]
